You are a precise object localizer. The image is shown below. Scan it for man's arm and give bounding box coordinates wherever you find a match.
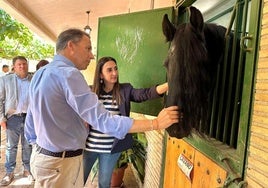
[129,106,178,132]
[24,109,37,145]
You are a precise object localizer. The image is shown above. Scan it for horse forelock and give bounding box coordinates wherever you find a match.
[174,23,208,80]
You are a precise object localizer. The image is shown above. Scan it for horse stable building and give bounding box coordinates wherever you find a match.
[0,0,267,187]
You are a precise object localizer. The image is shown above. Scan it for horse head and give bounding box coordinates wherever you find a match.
[162,6,227,138]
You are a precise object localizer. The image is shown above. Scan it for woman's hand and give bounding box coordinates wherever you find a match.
[156,82,168,94]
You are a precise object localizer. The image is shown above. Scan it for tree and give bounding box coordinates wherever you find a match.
[0,9,54,59]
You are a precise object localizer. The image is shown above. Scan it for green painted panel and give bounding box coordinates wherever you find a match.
[97,7,173,116]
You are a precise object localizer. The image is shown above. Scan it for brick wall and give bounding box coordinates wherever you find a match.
[245,0,268,187]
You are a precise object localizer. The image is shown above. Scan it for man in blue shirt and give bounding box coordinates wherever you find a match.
[0,56,33,186]
[24,28,179,188]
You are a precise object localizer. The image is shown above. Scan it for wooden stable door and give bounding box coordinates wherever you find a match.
[163,137,227,188]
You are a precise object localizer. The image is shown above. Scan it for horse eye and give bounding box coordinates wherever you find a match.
[164,59,169,68]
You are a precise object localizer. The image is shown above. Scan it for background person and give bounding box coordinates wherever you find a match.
[24,28,179,188]
[36,59,49,70]
[0,56,33,186]
[0,64,10,77]
[83,56,168,187]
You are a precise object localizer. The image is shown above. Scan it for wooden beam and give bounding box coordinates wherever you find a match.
[0,0,56,43]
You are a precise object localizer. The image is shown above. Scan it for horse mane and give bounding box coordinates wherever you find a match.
[163,6,227,138]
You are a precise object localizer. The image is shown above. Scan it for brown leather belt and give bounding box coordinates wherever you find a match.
[36,145,83,158]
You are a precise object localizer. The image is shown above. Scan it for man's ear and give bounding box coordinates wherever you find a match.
[67,40,74,49]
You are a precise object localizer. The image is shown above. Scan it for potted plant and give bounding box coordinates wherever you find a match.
[111,132,148,186]
[110,149,132,187]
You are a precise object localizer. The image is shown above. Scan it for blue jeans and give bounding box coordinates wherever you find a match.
[83,150,121,188]
[5,115,32,173]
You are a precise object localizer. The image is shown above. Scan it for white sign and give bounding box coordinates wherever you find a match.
[177,153,193,180]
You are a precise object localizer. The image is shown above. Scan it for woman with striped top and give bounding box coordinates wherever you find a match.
[83,56,168,187]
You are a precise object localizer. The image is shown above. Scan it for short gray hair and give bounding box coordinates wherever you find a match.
[56,28,90,53]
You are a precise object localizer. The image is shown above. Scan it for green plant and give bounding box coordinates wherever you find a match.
[130,133,147,182]
[0,9,54,59]
[114,149,133,169]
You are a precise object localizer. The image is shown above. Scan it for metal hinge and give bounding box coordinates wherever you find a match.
[221,157,248,188]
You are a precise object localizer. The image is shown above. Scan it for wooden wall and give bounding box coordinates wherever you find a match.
[163,137,227,188]
[244,0,268,187]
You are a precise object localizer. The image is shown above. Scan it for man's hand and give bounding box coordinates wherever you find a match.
[156,106,179,129]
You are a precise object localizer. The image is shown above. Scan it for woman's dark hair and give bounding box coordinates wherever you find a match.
[36,59,49,70]
[92,56,121,105]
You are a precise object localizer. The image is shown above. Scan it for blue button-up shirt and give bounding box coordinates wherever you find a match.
[16,75,30,113]
[25,55,133,152]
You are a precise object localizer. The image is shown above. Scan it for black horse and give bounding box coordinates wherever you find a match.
[162,7,229,138]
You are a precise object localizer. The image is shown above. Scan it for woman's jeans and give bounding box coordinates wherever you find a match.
[83,150,121,188]
[5,115,32,173]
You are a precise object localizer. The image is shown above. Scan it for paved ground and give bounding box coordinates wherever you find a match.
[0,129,33,188]
[0,129,140,188]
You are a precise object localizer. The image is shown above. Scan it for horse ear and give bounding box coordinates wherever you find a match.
[162,14,176,42]
[189,6,204,33]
